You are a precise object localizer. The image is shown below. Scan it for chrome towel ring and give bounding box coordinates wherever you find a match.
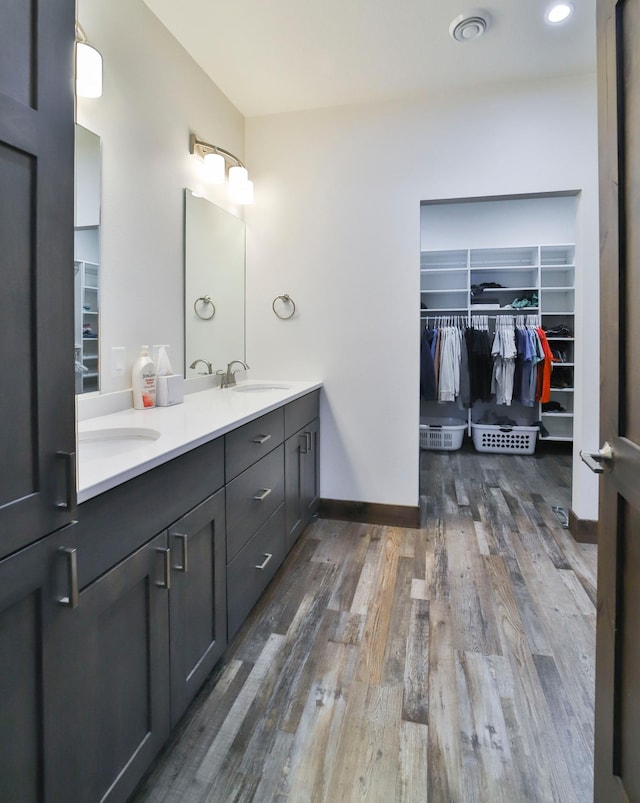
[194,295,215,320]
[272,294,296,319]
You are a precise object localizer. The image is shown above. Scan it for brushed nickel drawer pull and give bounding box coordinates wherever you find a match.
[57,547,79,608]
[252,433,272,445]
[156,547,171,590]
[173,533,189,573]
[255,553,273,571]
[253,488,272,502]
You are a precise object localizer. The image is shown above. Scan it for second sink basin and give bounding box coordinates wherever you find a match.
[78,427,161,460]
[232,383,292,393]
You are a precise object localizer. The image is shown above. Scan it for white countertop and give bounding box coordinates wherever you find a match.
[76,380,322,504]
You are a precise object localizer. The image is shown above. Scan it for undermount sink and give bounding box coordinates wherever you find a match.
[78,427,161,459]
[232,383,292,393]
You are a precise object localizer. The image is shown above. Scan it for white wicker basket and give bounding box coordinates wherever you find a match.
[420,417,467,451]
[471,423,537,454]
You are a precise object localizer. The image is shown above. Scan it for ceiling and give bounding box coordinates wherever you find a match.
[143,0,597,118]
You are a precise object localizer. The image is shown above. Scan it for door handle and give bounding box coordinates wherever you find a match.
[57,547,79,608]
[172,533,189,573]
[580,442,614,474]
[253,488,272,502]
[56,451,77,511]
[155,547,171,589]
[255,553,273,571]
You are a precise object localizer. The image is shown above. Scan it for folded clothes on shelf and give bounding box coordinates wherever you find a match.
[471,282,504,297]
[544,324,572,337]
[542,401,567,412]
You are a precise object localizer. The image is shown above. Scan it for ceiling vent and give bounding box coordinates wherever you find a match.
[449,10,491,42]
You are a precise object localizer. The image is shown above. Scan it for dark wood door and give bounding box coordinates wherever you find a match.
[594,0,640,798]
[45,532,171,803]
[0,0,76,559]
[168,489,227,726]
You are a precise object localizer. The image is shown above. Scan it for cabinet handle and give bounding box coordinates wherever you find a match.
[253,488,272,502]
[173,533,189,573]
[57,547,79,608]
[252,433,272,445]
[299,433,309,454]
[305,431,312,452]
[156,547,171,589]
[255,553,273,571]
[56,451,77,512]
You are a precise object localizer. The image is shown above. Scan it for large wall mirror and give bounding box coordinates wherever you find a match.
[74,124,101,394]
[184,190,246,376]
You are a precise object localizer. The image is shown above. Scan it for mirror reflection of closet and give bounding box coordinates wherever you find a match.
[74,124,101,394]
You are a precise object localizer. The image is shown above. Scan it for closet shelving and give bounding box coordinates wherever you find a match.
[420,244,575,443]
[75,259,100,393]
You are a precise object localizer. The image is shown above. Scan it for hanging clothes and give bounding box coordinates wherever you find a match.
[466,325,493,403]
[420,327,437,401]
[535,327,554,403]
[421,318,469,406]
[491,321,517,405]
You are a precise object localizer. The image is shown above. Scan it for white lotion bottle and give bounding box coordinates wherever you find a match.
[132,345,157,409]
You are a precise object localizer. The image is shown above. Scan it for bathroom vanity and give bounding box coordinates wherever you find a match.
[0,382,320,803]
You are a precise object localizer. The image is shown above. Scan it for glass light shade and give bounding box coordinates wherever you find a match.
[545,3,573,23]
[76,41,103,98]
[231,179,254,205]
[228,165,248,188]
[203,152,225,183]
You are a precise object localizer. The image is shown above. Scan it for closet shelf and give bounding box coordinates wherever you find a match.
[542,412,573,418]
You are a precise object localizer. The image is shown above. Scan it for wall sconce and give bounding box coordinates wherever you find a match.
[190,134,254,205]
[76,23,103,98]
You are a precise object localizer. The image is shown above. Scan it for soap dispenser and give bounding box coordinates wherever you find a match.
[132,345,157,409]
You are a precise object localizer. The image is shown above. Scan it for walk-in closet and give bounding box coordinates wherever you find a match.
[419,194,579,519]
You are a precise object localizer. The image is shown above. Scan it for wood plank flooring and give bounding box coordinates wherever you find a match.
[132,443,596,802]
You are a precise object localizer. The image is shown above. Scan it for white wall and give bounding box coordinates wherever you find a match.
[245,76,600,519]
[76,0,245,392]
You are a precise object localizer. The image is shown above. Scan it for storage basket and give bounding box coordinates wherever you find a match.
[420,417,467,451]
[471,423,537,454]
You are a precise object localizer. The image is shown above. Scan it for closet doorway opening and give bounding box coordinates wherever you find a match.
[419,193,580,524]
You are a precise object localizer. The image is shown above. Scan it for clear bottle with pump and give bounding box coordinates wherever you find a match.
[132,345,156,409]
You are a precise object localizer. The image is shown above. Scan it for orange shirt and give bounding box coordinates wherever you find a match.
[535,328,554,403]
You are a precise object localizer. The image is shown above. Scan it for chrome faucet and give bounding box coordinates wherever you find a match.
[217,359,249,388]
[189,358,213,375]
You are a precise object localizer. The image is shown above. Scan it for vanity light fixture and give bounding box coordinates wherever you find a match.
[545,2,574,23]
[75,23,103,98]
[190,134,254,204]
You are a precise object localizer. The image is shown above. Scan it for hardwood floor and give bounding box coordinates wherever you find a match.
[133,444,596,802]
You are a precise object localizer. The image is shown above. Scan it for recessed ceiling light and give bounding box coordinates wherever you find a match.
[545,3,574,24]
[449,10,491,42]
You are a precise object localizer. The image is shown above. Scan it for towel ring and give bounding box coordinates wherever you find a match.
[272,294,296,320]
[194,295,215,320]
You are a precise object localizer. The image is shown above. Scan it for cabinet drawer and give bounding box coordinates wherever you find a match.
[225,408,284,481]
[226,445,284,561]
[227,504,286,639]
[284,391,319,438]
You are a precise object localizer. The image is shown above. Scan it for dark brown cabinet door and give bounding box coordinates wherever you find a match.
[0,523,78,803]
[168,489,227,726]
[0,0,76,558]
[285,419,320,551]
[45,532,171,803]
[594,0,640,799]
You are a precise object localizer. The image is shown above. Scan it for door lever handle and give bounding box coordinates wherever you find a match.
[580,442,614,474]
